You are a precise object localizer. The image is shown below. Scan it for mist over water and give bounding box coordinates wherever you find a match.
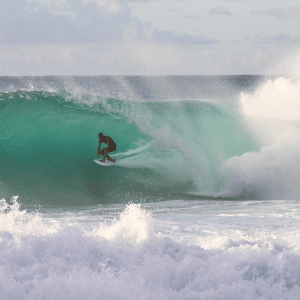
[220,76,300,200]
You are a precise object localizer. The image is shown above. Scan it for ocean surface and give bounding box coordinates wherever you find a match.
[1,75,300,299]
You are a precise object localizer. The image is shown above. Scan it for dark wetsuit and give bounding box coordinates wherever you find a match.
[99,136,116,156]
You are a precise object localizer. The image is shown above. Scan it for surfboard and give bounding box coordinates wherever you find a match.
[94,159,115,167]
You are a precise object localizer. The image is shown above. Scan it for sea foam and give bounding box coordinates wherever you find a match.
[220,77,300,200]
[2,197,300,299]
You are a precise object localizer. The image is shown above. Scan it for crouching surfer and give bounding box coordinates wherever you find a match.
[97,133,116,163]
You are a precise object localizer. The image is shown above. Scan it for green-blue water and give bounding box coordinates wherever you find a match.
[0,87,259,205]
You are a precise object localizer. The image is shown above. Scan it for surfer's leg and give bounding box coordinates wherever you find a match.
[106,153,116,162]
[106,156,116,162]
[99,147,108,162]
[106,144,116,162]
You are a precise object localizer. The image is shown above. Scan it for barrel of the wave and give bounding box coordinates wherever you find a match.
[0,91,148,205]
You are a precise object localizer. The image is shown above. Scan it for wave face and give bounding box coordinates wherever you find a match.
[0,76,260,205]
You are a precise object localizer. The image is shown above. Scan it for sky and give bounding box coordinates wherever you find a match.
[1,0,300,75]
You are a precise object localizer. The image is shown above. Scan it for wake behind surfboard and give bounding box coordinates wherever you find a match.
[94,159,115,166]
[94,142,154,168]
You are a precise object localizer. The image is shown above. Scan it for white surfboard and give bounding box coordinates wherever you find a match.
[94,159,115,167]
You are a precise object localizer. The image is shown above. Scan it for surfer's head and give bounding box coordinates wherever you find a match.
[98,132,104,139]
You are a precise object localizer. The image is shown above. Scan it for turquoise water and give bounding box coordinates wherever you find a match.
[0,88,259,205]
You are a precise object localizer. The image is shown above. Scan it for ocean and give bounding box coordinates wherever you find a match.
[1,75,300,299]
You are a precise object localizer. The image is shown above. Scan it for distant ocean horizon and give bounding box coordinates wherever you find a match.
[1,75,300,299]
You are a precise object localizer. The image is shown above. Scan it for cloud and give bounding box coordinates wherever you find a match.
[26,0,81,16]
[0,0,206,47]
[0,0,135,44]
[167,8,180,13]
[209,7,233,16]
[152,30,219,45]
[0,42,220,76]
[120,0,195,2]
[180,14,202,20]
[0,38,289,76]
[251,6,300,18]
[252,33,300,45]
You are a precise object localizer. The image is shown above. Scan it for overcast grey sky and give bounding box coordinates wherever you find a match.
[1,0,300,75]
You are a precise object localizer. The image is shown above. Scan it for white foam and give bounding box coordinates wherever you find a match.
[220,77,300,199]
[112,141,155,159]
[241,77,300,121]
[91,203,154,246]
[0,196,60,237]
[240,77,300,146]
[1,198,300,298]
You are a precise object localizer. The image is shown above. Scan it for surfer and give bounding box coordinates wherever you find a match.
[97,133,116,163]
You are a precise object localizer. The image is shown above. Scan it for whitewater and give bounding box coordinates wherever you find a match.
[1,75,300,299]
